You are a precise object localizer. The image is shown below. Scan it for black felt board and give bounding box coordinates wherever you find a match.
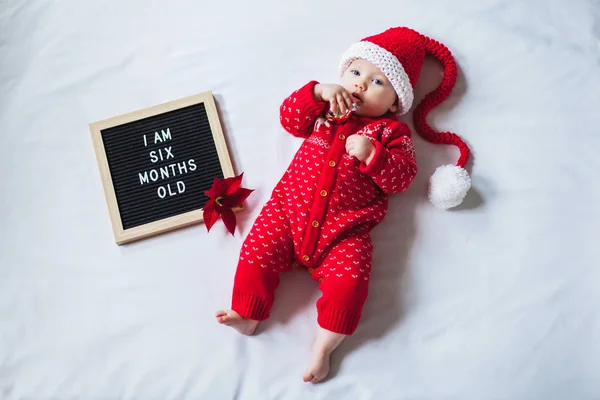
[100,103,222,230]
[90,92,236,244]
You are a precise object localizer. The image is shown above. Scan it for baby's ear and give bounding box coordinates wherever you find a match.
[389,103,399,113]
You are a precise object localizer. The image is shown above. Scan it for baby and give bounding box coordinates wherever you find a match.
[216,26,472,383]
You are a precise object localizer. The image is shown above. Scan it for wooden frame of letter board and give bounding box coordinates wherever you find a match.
[90,92,241,245]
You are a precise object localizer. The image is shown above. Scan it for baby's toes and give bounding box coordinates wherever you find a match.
[215,311,229,323]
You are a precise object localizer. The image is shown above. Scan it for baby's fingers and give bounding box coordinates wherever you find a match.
[345,136,360,147]
[329,97,339,115]
[336,93,347,115]
[345,140,356,154]
[341,90,354,111]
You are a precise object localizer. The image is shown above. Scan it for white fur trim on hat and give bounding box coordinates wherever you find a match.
[340,41,414,114]
[428,165,471,210]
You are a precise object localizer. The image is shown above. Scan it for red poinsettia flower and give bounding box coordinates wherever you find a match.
[203,173,253,236]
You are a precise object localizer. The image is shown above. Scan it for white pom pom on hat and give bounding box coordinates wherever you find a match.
[339,26,472,209]
[428,165,471,210]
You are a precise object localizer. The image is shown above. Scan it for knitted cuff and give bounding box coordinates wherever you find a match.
[295,80,328,117]
[359,140,386,176]
[231,290,272,321]
[317,306,361,335]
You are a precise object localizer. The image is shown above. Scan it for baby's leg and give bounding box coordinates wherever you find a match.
[303,233,373,382]
[216,196,293,335]
[303,327,346,383]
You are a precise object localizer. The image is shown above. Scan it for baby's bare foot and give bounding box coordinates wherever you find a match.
[215,310,259,336]
[303,327,346,383]
[303,348,330,383]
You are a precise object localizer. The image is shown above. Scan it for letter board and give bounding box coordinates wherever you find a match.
[90,92,239,244]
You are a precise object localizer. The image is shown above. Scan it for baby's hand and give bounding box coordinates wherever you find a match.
[346,135,375,163]
[314,83,355,116]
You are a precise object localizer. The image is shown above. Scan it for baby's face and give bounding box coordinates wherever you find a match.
[340,59,398,117]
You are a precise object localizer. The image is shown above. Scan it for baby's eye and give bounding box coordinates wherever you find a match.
[351,70,360,76]
[373,78,383,85]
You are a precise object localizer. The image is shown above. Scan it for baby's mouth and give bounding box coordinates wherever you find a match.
[351,93,363,104]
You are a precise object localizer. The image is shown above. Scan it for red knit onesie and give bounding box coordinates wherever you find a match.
[231,80,418,335]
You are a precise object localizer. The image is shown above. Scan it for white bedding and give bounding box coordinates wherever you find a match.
[2,0,600,398]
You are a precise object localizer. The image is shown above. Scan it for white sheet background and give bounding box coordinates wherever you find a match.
[2,0,600,399]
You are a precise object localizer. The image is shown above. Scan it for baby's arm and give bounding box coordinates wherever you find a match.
[279,81,328,139]
[359,120,418,194]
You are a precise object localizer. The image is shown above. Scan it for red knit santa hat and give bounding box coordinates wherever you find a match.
[340,27,471,210]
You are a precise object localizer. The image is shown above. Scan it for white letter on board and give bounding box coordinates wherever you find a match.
[162,128,172,141]
[157,186,166,198]
[177,161,188,175]
[144,134,148,147]
[188,159,197,171]
[177,181,185,193]
[139,172,149,185]
[160,166,170,179]
[154,131,163,143]
[167,183,176,196]
[164,146,174,159]
[149,169,158,181]
[150,150,158,163]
